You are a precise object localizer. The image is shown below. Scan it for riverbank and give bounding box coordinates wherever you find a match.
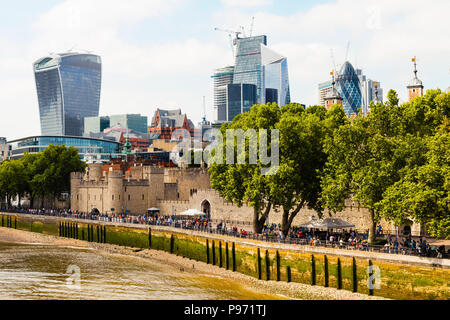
[0,227,385,300]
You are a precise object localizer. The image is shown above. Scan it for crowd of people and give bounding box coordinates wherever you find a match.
[2,206,447,258]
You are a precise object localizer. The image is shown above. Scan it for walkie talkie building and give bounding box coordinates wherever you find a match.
[33,53,102,136]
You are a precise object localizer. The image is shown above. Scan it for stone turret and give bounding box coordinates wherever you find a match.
[407,56,424,101]
[70,172,83,211]
[105,170,124,215]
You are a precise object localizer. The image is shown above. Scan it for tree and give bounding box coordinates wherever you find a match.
[29,145,87,208]
[209,103,281,233]
[270,104,347,236]
[321,89,449,242]
[379,118,449,239]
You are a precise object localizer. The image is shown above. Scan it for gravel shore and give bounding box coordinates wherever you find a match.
[0,227,387,300]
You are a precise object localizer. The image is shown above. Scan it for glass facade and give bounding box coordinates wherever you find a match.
[212,66,234,122]
[226,84,257,122]
[84,116,110,135]
[261,44,290,107]
[34,53,102,137]
[7,136,121,161]
[233,36,267,103]
[336,61,362,116]
[109,114,148,133]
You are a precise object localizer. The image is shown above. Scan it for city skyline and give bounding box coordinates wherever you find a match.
[0,0,449,140]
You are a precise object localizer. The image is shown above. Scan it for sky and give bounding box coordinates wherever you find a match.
[0,0,449,140]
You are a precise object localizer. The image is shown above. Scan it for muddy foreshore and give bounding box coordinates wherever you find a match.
[0,227,386,300]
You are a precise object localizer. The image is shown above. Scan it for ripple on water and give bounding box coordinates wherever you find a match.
[0,242,282,300]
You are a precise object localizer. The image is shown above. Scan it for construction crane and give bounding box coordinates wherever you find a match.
[249,16,255,37]
[345,41,351,62]
[214,27,242,59]
[330,48,337,74]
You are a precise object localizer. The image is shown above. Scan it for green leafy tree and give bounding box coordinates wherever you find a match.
[30,145,87,208]
[209,103,281,233]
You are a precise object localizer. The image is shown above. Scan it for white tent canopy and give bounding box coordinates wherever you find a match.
[177,209,206,217]
[299,218,355,230]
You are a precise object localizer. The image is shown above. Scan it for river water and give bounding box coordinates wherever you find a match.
[0,241,283,300]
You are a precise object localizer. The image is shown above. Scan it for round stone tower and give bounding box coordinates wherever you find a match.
[105,170,124,216]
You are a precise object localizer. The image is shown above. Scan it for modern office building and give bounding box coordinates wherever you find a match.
[33,52,102,137]
[335,61,362,116]
[84,114,148,136]
[212,66,235,122]
[109,114,148,134]
[260,44,290,107]
[84,116,110,135]
[226,83,257,122]
[4,136,122,163]
[318,80,333,107]
[233,35,267,103]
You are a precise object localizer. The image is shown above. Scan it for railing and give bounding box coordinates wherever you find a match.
[1,208,448,259]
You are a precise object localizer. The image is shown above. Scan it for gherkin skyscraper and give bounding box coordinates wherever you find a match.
[33,53,102,136]
[335,61,362,116]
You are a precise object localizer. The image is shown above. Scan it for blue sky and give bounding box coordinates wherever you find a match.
[0,0,449,140]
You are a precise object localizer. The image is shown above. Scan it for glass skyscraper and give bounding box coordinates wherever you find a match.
[261,44,290,107]
[211,66,234,122]
[226,84,257,121]
[335,61,362,116]
[33,53,102,137]
[233,35,267,103]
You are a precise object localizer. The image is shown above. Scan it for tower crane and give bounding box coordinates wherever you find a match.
[214,27,242,59]
[249,16,255,37]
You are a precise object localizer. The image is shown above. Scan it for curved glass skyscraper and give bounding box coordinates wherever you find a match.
[33,53,102,136]
[336,61,362,116]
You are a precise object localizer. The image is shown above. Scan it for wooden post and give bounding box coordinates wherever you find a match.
[170,234,174,254]
[265,250,270,281]
[311,254,316,286]
[76,224,79,239]
[324,255,329,287]
[103,226,106,243]
[148,227,152,248]
[368,260,374,296]
[1,215,3,227]
[286,266,291,283]
[257,248,262,280]
[14,216,17,229]
[96,225,100,242]
[225,242,229,270]
[232,242,236,272]
[206,239,210,264]
[337,258,342,290]
[276,251,280,282]
[212,240,216,266]
[352,257,358,293]
[90,225,94,242]
[82,229,85,241]
[219,241,223,268]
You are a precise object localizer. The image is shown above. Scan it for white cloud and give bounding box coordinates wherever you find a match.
[0,0,449,141]
[214,0,450,105]
[220,0,272,7]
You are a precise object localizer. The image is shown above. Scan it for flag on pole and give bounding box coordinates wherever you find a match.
[412,56,416,62]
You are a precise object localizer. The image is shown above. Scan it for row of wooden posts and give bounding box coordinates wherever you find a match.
[3,216,375,296]
[59,221,107,243]
[1,215,17,229]
[202,237,374,295]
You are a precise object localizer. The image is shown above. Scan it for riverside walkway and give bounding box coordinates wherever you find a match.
[1,211,449,269]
